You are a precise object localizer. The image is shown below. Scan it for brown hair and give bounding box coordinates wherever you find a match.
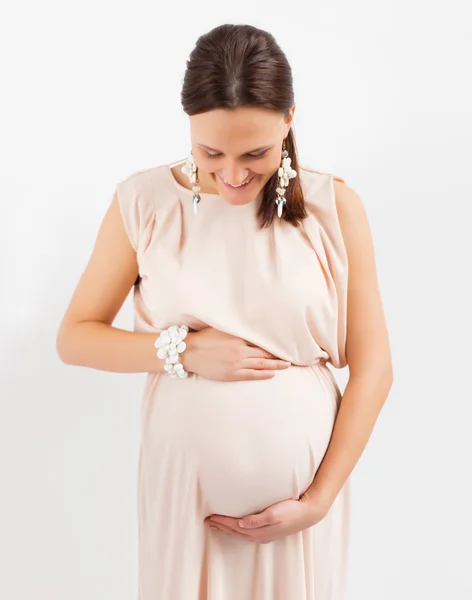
[181,24,308,229]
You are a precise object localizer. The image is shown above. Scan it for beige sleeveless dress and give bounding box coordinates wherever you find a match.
[115,159,351,600]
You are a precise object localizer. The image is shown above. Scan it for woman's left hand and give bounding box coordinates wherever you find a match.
[205,494,329,544]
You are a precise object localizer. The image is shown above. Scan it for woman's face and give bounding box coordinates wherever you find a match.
[189,105,295,205]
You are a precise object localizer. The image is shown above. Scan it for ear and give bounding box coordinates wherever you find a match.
[285,104,296,133]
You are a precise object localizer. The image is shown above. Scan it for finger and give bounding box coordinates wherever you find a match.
[239,514,281,529]
[206,515,240,528]
[240,357,291,371]
[245,345,283,360]
[209,516,244,530]
[208,522,249,539]
[234,369,276,381]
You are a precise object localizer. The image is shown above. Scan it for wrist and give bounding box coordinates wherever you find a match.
[301,479,336,516]
[154,325,191,378]
[179,331,198,374]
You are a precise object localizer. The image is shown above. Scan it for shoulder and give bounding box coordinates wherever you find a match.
[114,163,173,252]
[298,164,373,263]
[115,162,175,218]
[299,163,368,230]
[116,163,165,191]
[331,177,372,253]
[328,177,377,286]
[333,177,365,218]
[298,163,347,206]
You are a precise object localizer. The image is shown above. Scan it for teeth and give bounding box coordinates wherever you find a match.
[223,176,252,187]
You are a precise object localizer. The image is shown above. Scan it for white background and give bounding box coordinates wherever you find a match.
[1,1,471,598]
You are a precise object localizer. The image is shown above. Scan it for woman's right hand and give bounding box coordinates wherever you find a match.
[181,327,291,381]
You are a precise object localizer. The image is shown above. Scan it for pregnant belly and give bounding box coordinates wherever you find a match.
[140,363,340,517]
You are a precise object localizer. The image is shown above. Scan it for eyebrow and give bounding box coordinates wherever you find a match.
[198,144,273,154]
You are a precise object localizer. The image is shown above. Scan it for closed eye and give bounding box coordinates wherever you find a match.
[205,152,267,160]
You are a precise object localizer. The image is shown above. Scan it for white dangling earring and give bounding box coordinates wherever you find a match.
[276,139,297,218]
[181,151,202,216]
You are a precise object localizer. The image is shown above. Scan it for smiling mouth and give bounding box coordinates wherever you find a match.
[217,173,256,189]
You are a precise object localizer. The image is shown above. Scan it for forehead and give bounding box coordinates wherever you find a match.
[190,107,284,149]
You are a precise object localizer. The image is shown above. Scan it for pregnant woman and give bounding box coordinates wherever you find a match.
[56,23,393,600]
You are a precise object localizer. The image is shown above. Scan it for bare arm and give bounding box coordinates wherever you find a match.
[303,179,394,510]
[56,192,290,378]
[56,192,166,373]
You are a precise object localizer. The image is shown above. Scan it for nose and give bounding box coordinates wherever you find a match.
[221,164,250,186]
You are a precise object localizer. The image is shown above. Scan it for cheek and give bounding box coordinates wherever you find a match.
[262,156,282,179]
[255,155,281,177]
[201,158,218,171]
[267,151,283,171]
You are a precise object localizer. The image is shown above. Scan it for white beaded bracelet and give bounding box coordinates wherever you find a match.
[154,325,189,379]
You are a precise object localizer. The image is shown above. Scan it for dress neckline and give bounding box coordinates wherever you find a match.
[166,160,222,198]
